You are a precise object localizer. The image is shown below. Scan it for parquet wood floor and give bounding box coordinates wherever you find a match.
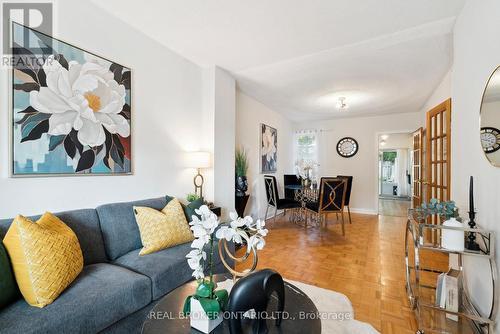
[379,198,411,217]
[236,212,448,334]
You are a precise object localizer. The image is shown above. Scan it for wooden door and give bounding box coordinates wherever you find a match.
[411,127,423,208]
[425,99,451,233]
[426,99,451,202]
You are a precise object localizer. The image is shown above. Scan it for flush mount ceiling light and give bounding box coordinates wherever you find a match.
[380,140,387,146]
[336,97,348,111]
[380,134,389,140]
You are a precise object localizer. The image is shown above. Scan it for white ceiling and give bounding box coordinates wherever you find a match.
[92,0,465,121]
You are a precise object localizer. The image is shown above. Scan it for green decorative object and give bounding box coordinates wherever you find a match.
[414,198,461,221]
[166,195,203,222]
[182,280,228,320]
[184,198,204,221]
[187,193,201,203]
[235,148,249,177]
[0,242,18,308]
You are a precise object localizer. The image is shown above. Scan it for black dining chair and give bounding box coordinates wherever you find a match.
[337,175,353,224]
[264,175,301,223]
[305,177,348,235]
[283,174,301,199]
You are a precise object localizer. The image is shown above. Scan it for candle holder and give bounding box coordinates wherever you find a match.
[465,210,481,251]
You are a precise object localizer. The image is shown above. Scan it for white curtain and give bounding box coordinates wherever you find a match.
[395,149,409,197]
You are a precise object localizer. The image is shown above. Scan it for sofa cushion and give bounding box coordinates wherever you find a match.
[113,242,193,300]
[3,213,84,308]
[134,199,193,256]
[97,197,167,261]
[166,195,203,222]
[0,209,107,265]
[0,242,18,308]
[0,263,151,334]
[113,242,226,300]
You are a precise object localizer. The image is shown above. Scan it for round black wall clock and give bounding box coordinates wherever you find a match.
[481,127,500,153]
[336,137,359,158]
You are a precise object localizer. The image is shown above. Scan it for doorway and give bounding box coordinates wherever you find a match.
[378,133,412,216]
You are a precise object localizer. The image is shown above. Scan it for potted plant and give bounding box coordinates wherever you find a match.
[414,198,460,221]
[414,199,464,251]
[235,149,249,197]
[187,193,201,203]
[183,206,268,333]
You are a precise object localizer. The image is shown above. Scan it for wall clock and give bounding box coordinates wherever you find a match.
[481,127,500,153]
[336,137,359,158]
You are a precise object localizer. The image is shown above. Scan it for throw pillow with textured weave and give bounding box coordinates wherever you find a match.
[3,213,83,308]
[134,198,194,256]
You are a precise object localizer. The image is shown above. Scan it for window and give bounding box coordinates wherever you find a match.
[294,130,320,180]
[296,132,317,162]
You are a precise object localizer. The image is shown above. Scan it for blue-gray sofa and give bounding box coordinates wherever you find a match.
[0,196,228,334]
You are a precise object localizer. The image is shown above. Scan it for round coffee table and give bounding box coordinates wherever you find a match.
[142,274,321,334]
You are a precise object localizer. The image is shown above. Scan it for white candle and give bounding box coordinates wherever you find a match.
[441,218,465,252]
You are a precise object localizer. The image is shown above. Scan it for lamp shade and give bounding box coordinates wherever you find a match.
[185,151,211,168]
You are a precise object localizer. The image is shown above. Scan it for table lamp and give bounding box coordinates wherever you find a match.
[185,151,211,200]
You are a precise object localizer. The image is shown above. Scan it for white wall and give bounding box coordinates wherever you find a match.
[213,68,236,218]
[380,133,412,150]
[235,91,294,219]
[0,0,216,218]
[451,0,500,325]
[300,112,422,214]
[420,69,452,116]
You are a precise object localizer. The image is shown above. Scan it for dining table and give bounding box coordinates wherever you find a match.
[284,183,320,227]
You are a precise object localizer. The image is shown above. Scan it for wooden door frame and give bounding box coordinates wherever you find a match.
[374,129,415,215]
[411,127,424,208]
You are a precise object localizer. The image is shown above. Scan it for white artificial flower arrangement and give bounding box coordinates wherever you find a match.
[186,206,268,280]
[183,205,269,327]
[295,159,319,180]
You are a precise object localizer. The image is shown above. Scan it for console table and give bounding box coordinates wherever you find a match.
[405,209,497,334]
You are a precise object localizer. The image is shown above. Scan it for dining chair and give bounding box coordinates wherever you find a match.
[283,174,301,199]
[337,175,353,224]
[305,177,348,235]
[264,175,301,223]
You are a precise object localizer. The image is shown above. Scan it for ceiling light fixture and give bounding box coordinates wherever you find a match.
[380,134,389,140]
[380,140,386,146]
[336,97,348,111]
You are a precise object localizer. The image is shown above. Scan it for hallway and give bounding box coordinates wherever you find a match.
[378,198,411,217]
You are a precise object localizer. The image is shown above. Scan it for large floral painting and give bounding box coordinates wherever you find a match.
[260,124,277,173]
[11,23,131,176]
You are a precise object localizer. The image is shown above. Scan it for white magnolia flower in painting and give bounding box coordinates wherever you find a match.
[261,126,276,162]
[29,55,129,147]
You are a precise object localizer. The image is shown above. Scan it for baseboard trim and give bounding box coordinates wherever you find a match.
[347,208,378,215]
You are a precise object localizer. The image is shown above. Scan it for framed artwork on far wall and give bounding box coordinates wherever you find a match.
[260,123,277,173]
[11,22,131,177]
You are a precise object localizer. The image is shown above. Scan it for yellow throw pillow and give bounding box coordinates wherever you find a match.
[134,198,194,256]
[3,212,83,308]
